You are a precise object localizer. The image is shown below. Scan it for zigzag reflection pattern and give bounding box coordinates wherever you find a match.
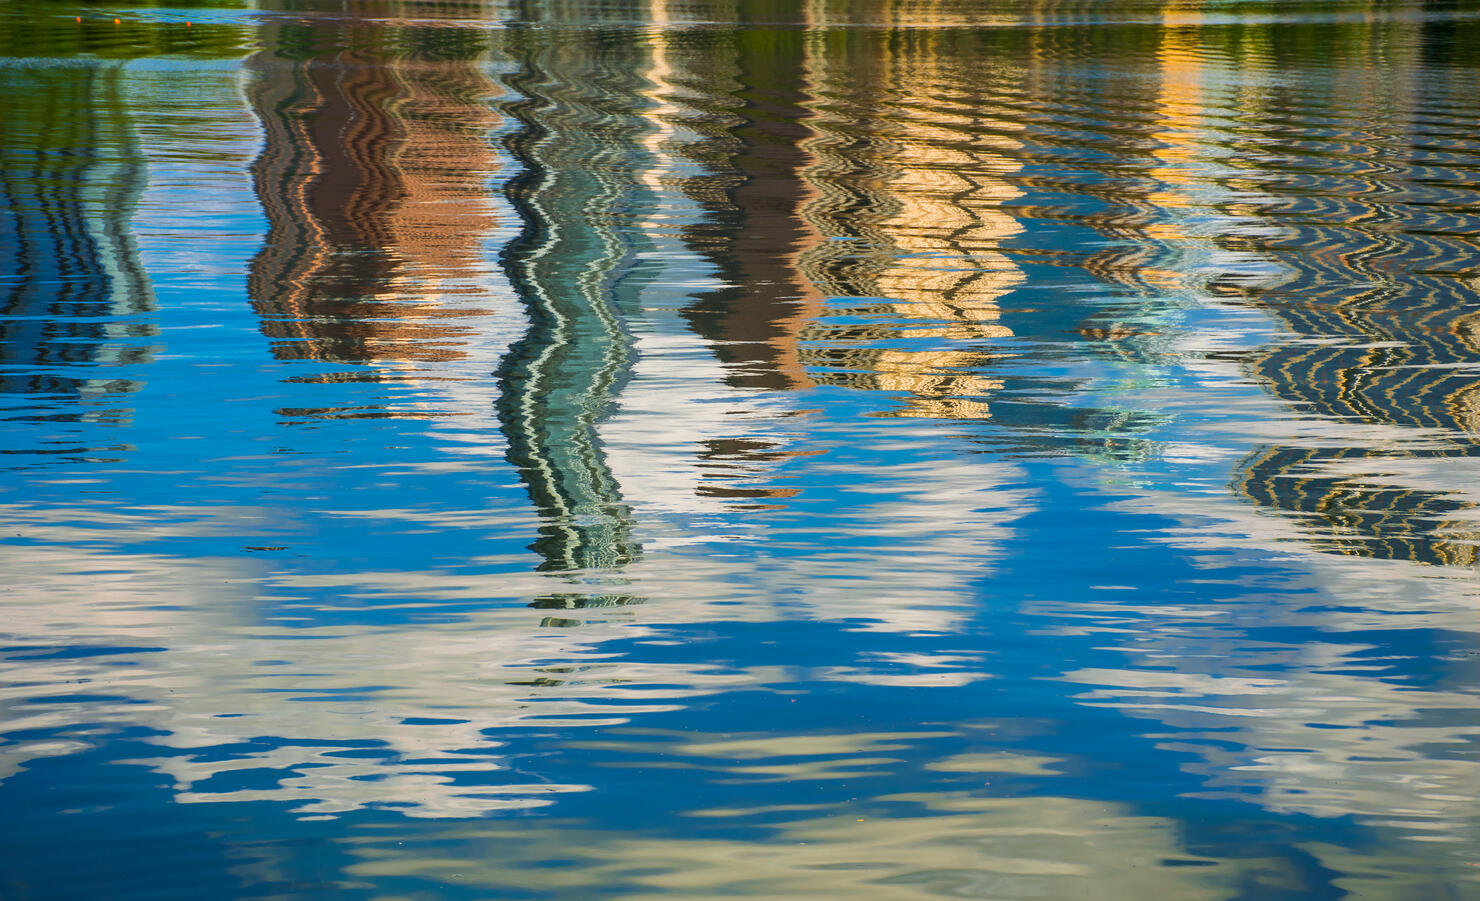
[1225,57,1480,566]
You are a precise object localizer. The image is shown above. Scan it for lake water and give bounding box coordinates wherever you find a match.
[2,1,1479,898]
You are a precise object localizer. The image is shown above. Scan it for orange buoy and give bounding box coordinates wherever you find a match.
[113,17,120,24]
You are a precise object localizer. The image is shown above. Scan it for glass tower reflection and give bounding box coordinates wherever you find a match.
[496,4,645,575]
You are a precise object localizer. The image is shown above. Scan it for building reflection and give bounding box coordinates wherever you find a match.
[1055,17,1209,356]
[674,0,827,392]
[0,61,154,410]
[245,3,499,376]
[656,4,1026,423]
[667,3,1177,471]
[5,7,1476,890]
[245,0,644,571]
[494,4,646,574]
[791,23,1022,421]
[1225,12,1480,567]
[663,1,1196,436]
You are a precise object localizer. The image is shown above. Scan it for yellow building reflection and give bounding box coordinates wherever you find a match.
[665,5,1021,420]
[794,22,1021,420]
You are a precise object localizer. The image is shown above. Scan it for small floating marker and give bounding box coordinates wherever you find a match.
[76,15,82,21]
[113,17,120,24]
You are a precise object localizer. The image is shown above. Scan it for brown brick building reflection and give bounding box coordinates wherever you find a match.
[246,9,498,369]
[672,0,828,392]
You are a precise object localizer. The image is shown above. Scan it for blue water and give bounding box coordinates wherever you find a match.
[2,1,1479,898]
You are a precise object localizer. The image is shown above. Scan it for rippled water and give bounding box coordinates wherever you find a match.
[3,1,1480,898]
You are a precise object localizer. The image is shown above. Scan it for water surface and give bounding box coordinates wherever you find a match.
[2,1,1480,898]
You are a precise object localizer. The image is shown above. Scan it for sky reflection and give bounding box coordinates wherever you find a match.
[1,1,1478,899]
